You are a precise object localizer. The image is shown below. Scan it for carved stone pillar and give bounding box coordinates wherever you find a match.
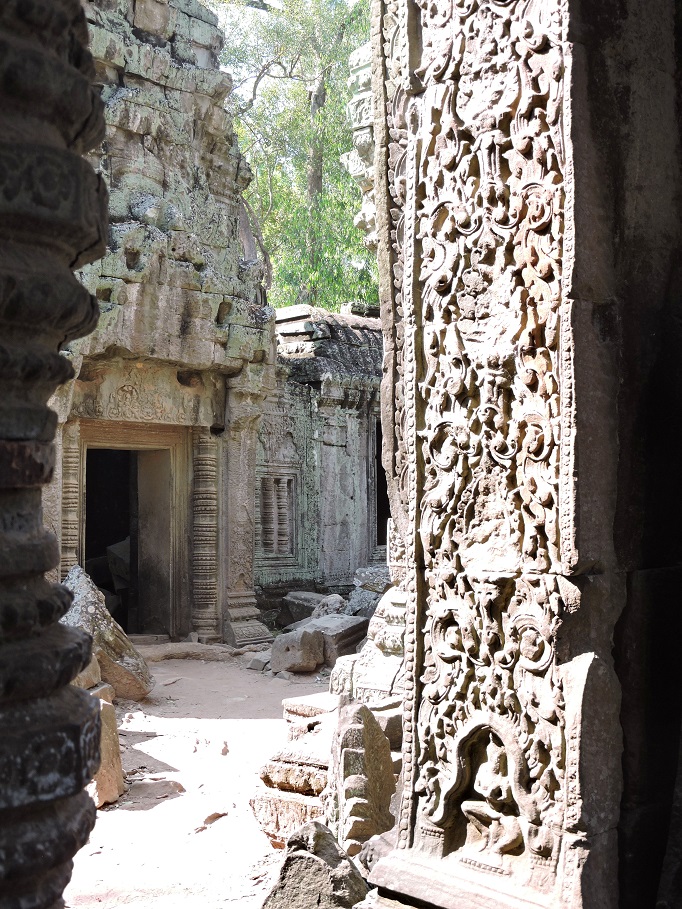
[60,421,82,580]
[367,0,682,906]
[0,2,107,906]
[223,371,273,646]
[192,427,221,642]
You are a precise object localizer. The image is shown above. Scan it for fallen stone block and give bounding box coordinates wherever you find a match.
[280,591,328,626]
[248,652,271,671]
[261,760,328,796]
[136,642,237,662]
[90,682,116,705]
[282,691,342,724]
[305,614,369,667]
[346,587,381,619]
[282,617,313,633]
[311,594,348,618]
[353,566,391,594]
[270,627,325,673]
[250,787,324,849]
[262,821,368,909]
[71,654,102,690]
[275,670,295,680]
[62,566,154,701]
[88,699,127,808]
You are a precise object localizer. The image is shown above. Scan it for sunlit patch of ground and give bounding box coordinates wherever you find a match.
[65,658,322,908]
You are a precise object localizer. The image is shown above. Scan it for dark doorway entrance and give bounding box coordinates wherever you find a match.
[84,447,172,635]
[375,419,390,546]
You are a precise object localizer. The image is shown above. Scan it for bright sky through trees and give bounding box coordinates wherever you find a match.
[213,0,377,310]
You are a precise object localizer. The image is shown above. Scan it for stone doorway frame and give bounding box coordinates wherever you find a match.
[61,420,192,639]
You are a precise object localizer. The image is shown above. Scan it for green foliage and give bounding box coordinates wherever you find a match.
[214,0,377,310]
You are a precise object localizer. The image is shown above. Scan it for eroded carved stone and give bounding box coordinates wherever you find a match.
[368,0,625,905]
[0,1,107,903]
[323,704,396,857]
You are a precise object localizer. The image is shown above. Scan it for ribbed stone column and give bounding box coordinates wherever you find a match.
[0,2,108,906]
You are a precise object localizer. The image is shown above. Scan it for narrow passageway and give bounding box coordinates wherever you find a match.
[64,659,321,909]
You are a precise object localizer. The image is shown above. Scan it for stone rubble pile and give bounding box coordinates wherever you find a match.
[251,580,407,859]
[262,821,368,909]
[251,568,391,679]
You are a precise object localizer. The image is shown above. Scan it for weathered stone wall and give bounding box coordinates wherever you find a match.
[44,0,276,646]
[254,305,385,602]
[78,0,270,371]
[0,1,107,904]
[364,0,682,907]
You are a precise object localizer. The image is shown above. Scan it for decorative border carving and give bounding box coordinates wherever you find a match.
[192,427,221,642]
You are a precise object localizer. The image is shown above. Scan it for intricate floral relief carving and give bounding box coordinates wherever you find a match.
[415,0,566,578]
[415,574,566,865]
[376,0,577,887]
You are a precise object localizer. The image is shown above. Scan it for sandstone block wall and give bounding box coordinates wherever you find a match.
[255,305,386,605]
[44,0,276,647]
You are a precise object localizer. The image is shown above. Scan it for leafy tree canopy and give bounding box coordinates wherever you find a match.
[213,0,377,311]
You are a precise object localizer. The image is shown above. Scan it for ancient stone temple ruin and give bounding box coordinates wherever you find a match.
[3,0,682,907]
[358,0,682,907]
[43,0,275,646]
[255,304,387,605]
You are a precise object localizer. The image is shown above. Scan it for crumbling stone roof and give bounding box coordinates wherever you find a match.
[275,304,382,385]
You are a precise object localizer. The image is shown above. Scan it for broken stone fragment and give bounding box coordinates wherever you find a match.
[353,566,391,594]
[88,699,127,808]
[248,652,271,671]
[270,627,325,673]
[71,653,102,690]
[250,789,325,850]
[323,704,396,857]
[346,587,381,619]
[62,566,154,701]
[262,821,368,909]
[307,615,369,667]
[279,591,328,626]
[260,760,328,797]
[311,594,348,618]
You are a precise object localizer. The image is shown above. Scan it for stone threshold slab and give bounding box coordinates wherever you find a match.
[370,850,550,909]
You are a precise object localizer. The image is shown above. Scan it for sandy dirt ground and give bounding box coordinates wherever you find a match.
[64,657,323,909]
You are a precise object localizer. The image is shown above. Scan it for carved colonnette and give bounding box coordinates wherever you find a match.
[192,427,221,642]
[0,1,107,904]
[222,371,273,645]
[368,0,628,906]
[61,421,83,579]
